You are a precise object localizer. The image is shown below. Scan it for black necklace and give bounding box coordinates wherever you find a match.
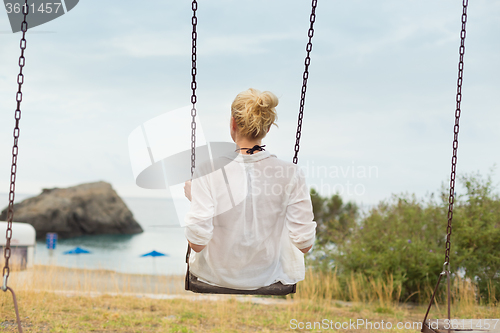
[235,145,266,155]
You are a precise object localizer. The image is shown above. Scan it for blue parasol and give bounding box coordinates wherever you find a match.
[140,250,168,257]
[140,250,168,274]
[63,247,91,255]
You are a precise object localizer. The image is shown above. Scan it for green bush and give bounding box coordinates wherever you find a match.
[309,170,500,303]
[453,171,500,301]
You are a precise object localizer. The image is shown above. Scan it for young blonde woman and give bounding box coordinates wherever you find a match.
[184,88,316,290]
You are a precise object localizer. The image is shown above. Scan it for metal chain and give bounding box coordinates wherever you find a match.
[190,0,198,176]
[3,0,29,293]
[2,1,29,332]
[422,0,468,329]
[186,0,198,290]
[444,0,468,269]
[293,0,318,165]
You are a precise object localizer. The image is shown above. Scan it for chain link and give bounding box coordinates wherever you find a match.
[444,0,468,271]
[190,0,198,176]
[293,0,318,165]
[3,0,29,294]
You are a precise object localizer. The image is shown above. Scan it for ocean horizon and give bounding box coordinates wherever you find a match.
[0,193,188,276]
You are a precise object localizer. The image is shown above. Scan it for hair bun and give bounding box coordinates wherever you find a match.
[257,91,279,110]
[231,88,279,140]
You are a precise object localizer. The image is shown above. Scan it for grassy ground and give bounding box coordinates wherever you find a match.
[0,265,498,332]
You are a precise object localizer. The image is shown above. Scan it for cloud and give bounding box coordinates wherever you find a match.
[108,32,189,58]
[107,31,300,58]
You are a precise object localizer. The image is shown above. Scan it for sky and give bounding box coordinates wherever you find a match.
[0,0,499,209]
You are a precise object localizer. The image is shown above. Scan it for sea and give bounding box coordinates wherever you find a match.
[0,193,188,276]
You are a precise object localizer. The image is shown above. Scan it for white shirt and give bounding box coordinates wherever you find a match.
[184,149,316,290]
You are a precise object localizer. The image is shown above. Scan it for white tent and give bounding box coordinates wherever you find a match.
[0,221,36,270]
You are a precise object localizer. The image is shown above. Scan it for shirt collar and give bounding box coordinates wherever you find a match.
[224,150,275,163]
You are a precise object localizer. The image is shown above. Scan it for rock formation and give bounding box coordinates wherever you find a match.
[0,181,143,239]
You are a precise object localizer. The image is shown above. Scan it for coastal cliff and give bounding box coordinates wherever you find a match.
[0,181,143,239]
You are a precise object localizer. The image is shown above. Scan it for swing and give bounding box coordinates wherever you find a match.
[184,0,318,295]
[421,1,472,332]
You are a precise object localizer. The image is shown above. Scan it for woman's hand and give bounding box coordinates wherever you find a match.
[184,180,192,201]
[300,245,312,254]
[188,241,206,253]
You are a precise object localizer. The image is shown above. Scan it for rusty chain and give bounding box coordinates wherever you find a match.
[2,1,29,332]
[444,0,468,270]
[3,0,29,292]
[190,0,198,177]
[293,0,318,165]
[422,0,468,330]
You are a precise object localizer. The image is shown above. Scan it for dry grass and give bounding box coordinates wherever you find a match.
[0,265,498,332]
[8,265,186,295]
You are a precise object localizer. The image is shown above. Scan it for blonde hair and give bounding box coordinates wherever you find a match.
[231,88,279,140]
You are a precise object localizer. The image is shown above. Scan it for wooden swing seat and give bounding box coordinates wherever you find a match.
[186,272,296,296]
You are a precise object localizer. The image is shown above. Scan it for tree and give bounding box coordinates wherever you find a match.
[310,188,359,247]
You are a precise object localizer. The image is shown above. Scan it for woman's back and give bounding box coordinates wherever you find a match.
[185,149,316,289]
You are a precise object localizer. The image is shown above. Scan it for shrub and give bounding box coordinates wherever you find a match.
[309,170,500,303]
[453,171,500,302]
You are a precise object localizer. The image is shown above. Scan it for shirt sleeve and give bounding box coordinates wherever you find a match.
[184,166,215,246]
[285,167,317,250]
